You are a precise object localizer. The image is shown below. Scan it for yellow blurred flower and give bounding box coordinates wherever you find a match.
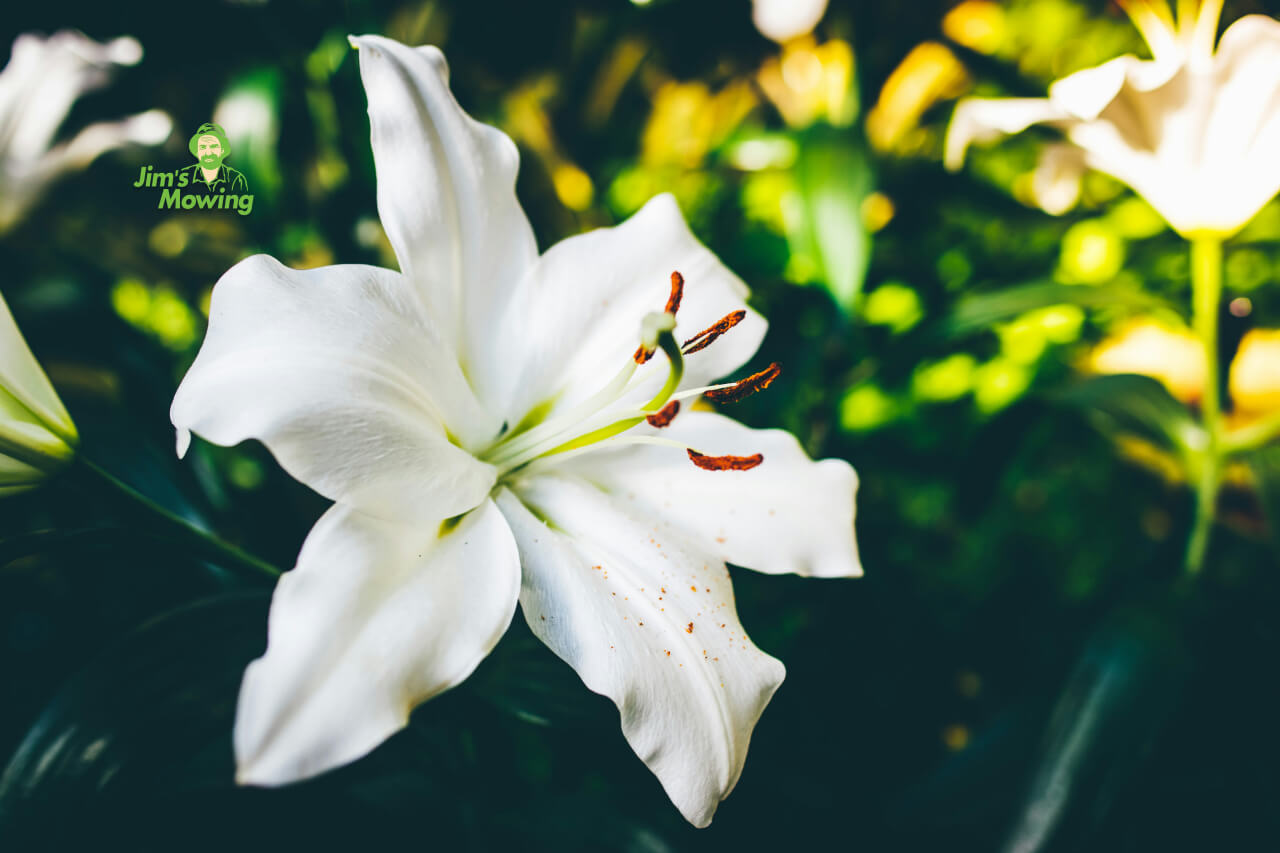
[943,1,1007,55]
[642,79,758,168]
[504,76,595,211]
[1089,318,1205,404]
[1229,329,1280,416]
[758,37,857,129]
[867,42,970,154]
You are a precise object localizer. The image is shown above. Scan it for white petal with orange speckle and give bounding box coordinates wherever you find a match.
[555,411,861,579]
[496,480,785,828]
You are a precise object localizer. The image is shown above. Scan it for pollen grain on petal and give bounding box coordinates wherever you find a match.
[645,400,681,428]
[682,310,746,354]
[665,270,685,316]
[687,448,765,471]
[704,362,782,404]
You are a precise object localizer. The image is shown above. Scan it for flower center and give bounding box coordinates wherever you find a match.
[478,271,778,478]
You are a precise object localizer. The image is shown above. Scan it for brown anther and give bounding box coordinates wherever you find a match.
[687,449,765,471]
[665,271,684,316]
[633,343,655,364]
[645,400,680,428]
[704,362,781,404]
[682,310,746,355]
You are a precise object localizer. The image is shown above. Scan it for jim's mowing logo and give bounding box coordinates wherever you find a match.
[133,122,253,215]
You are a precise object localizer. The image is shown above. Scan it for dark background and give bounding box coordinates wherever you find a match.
[2,1,1280,850]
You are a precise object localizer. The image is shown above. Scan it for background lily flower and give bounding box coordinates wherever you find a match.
[0,291,77,495]
[0,30,172,233]
[751,0,829,44]
[944,0,1280,237]
[170,36,861,828]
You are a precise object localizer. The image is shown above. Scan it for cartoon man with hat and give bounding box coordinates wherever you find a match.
[180,122,248,194]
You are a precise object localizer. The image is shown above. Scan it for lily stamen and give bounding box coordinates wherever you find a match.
[687,449,764,471]
[703,362,781,404]
[683,310,746,355]
[664,270,685,315]
[635,271,685,363]
[646,400,680,428]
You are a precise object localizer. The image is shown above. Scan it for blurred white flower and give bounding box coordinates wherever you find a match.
[172,36,861,827]
[752,0,828,43]
[945,0,1280,237]
[0,290,77,495]
[0,31,172,233]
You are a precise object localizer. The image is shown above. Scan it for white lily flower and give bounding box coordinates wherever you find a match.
[945,0,1280,237]
[0,290,77,494]
[0,30,172,233]
[171,37,861,827]
[752,0,829,43]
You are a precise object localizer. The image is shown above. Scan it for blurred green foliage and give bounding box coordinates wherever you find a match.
[3,1,1280,850]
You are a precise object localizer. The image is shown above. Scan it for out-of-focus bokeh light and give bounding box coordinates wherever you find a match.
[841,382,900,432]
[861,192,895,232]
[863,282,922,333]
[110,279,199,351]
[913,353,977,403]
[1058,220,1125,285]
[1105,197,1166,239]
[974,357,1033,413]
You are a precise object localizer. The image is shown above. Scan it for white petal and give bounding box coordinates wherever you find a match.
[944,98,1070,170]
[1195,15,1280,233]
[236,498,520,785]
[350,36,537,409]
[1047,54,1179,121]
[1032,144,1086,215]
[496,194,766,426]
[555,411,861,578]
[0,290,75,443]
[496,479,786,828]
[751,0,828,43]
[171,255,498,522]
[0,110,173,232]
[0,32,142,164]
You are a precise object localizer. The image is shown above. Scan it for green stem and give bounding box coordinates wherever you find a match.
[1185,236,1223,575]
[73,457,281,580]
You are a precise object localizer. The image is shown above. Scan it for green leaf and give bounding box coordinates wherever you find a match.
[0,592,268,845]
[1052,374,1203,457]
[787,128,874,313]
[1244,444,1280,560]
[945,280,1174,338]
[464,619,612,730]
[1001,605,1189,852]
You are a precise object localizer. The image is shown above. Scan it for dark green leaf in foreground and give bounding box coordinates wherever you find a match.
[0,592,268,847]
[1244,443,1280,559]
[999,604,1190,853]
[1053,374,1204,458]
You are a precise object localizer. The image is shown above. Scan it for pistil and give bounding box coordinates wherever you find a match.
[481,270,774,478]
